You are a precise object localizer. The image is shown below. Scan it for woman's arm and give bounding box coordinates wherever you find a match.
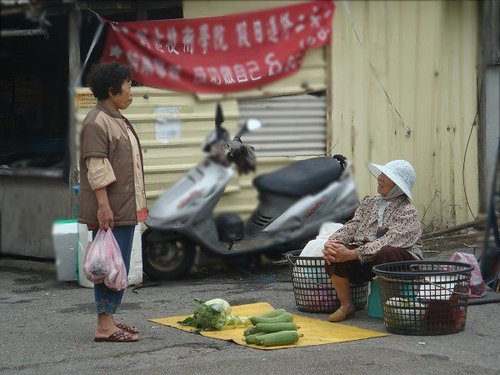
[327,196,369,243]
[86,157,116,230]
[94,188,114,230]
[86,158,116,190]
[323,197,371,264]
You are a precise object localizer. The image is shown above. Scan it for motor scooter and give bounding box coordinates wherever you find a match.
[143,104,360,280]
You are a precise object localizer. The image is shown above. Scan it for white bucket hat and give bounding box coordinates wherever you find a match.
[368,160,416,200]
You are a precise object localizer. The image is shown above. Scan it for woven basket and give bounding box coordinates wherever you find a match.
[373,260,473,335]
[285,250,368,313]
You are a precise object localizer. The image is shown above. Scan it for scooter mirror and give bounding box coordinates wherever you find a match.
[246,118,262,132]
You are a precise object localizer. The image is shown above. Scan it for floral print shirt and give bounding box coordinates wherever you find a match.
[329,196,423,263]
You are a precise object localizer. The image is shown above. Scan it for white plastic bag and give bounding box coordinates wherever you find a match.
[416,275,459,301]
[316,222,344,242]
[299,222,344,257]
[299,239,327,257]
[295,223,344,284]
[83,229,128,291]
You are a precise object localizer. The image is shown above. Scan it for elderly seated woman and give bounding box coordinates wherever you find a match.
[323,160,423,322]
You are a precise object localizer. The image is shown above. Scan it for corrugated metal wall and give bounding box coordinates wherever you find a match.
[329,0,479,229]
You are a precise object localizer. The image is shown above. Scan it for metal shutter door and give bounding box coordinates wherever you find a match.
[238,94,327,157]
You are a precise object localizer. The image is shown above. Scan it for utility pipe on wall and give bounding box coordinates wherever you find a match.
[1,28,48,37]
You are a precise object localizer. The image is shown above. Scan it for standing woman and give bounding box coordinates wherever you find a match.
[323,160,423,322]
[79,63,147,342]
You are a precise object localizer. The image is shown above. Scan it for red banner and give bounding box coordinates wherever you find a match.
[101,1,335,93]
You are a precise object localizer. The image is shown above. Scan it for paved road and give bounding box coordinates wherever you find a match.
[0,255,498,375]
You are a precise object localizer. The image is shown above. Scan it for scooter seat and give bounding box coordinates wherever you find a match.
[253,157,343,197]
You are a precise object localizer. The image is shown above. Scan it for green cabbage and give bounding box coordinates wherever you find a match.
[178,298,251,332]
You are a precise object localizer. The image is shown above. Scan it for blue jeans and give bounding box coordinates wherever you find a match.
[92,226,134,315]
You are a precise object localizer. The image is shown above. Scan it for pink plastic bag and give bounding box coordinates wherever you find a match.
[449,252,486,298]
[83,229,108,284]
[83,229,128,291]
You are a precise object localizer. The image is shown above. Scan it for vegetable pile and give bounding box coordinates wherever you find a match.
[178,298,252,332]
[243,308,303,347]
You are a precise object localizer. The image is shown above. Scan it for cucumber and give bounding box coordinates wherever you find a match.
[256,308,287,319]
[243,326,261,336]
[255,330,302,346]
[245,332,264,345]
[250,312,294,325]
[255,322,298,333]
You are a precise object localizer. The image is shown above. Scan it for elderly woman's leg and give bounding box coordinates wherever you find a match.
[328,274,355,321]
[325,246,417,322]
[93,226,138,342]
[325,252,374,322]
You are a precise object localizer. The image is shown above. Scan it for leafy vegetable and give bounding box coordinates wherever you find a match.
[178,298,251,332]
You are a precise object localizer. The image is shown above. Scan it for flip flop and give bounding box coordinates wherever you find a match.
[94,329,139,343]
[116,323,140,334]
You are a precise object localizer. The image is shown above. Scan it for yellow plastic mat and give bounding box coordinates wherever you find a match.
[150,302,389,350]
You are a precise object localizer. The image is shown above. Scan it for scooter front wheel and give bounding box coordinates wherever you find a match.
[142,231,195,280]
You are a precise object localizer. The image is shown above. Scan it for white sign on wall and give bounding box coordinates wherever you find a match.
[154,106,181,144]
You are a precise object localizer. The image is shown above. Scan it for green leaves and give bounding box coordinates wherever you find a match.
[178,298,251,332]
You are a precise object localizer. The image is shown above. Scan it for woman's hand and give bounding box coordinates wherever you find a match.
[97,204,114,230]
[323,239,357,264]
[323,239,336,265]
[94,187,114,230]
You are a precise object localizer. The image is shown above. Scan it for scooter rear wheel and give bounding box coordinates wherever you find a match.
[142,232,195,280]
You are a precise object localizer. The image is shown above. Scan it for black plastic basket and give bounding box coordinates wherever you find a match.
[285,250,368,313]
[373,260,473,335]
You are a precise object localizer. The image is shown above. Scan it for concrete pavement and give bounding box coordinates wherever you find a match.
[0,250,498,375]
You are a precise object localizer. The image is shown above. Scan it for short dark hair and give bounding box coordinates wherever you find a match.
[87,62,132,101]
